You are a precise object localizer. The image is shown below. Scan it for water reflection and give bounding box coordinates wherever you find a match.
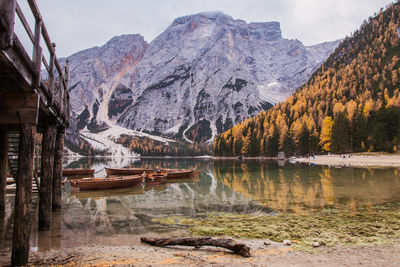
[1,158,400,253]
[213,160,400,212]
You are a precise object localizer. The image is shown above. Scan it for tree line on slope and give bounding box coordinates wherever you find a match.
[213,2,400,156]
[118,135,211,156]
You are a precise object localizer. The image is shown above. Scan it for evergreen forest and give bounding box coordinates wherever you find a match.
[213,2,400,156]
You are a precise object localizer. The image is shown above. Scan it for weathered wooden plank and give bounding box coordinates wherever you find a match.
[42,55,49,72]
[0,36,35,90]
[54,58,68,90]
[0,92,39,108]
[48,43,55,105]
[41,24,54,55]
[0,93,39,126]
[11,124,35,266]
[0,208,5,251]
[63,60,70,123]
[0,131,8,216]
[32,18,42,89]
[0,0,70,134]
[52,127,64,211]
[38,123,56,230]
[27,0,41,22]
[0,108,38,125]
[15,2,34,43]
[0,0,16,50]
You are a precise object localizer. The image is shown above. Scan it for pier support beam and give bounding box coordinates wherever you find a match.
[0,131,8,216]
[52,127,64,211]
[11,124,35,266]
[38,123,56,230]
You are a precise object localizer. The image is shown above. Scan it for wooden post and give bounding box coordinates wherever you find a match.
[11,124,36,266]
[64,59,70,121]
[48,42,55,105]
[0,0,16,50]
[32,17,42,89]
[0,131,8,216]
[52,127,64,211]
[0,210,5,250]
[38,123,56,230]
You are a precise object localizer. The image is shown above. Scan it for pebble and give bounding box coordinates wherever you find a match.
[283,240,291,246]
[312,242,320,247]
[234,234,240,238]
[264,240,271,245]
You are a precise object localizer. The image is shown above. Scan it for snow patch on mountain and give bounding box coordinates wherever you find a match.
[79,124,177,157]
[115,12,340,142]
[64,12,341,151]
[80,128,135,157]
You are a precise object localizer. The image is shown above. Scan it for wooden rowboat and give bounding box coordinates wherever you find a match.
[145,172,166,185]
[70,173,145,190]
[105,167,153,176]
[63,168,95,176]
[159,168,197,179]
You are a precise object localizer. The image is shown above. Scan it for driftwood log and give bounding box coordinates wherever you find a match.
[140,237,251,257]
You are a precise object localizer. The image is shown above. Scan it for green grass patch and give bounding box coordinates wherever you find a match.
[154,203,400,250]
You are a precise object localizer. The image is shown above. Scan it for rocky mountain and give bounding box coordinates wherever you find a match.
[66,34,147,133]
[213,2,400,156]
[65,12,340,151]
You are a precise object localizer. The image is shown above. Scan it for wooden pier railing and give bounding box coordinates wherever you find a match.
[0,0,70,128]
[0,0,70,266]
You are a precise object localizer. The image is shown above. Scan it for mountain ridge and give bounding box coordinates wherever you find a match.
[62,11,341,155]
[213,3,400,156]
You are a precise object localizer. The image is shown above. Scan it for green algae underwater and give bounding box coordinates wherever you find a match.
[155,202,400,251]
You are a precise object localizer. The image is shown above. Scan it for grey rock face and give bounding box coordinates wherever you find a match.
[66,34,147,131]
[66,12,340,143]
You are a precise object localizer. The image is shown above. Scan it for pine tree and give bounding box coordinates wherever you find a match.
[331,112,352,153]
[320,116,333,152]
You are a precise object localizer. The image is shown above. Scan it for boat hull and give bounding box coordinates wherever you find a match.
[105,167,152,176]
[145,173,166,185]
[70,174,145,190]
[160,169,196,179]
[63,168,95,176]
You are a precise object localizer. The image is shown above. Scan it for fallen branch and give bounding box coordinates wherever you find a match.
[140,237,251,257]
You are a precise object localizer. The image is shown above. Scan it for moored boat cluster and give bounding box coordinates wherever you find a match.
[66,167,199,190]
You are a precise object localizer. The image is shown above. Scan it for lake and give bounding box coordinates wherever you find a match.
[1,158,400,252]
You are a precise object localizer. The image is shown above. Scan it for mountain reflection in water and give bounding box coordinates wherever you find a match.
[1,157,399,252]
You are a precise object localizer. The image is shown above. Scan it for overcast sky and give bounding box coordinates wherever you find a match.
[16,0,394,58]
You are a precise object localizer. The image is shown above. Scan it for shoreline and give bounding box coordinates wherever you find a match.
[294,153,400,167]
[62,153,400,168]
[1,240,398,266]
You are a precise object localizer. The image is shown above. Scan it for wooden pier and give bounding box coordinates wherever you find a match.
[0,0,70,265]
